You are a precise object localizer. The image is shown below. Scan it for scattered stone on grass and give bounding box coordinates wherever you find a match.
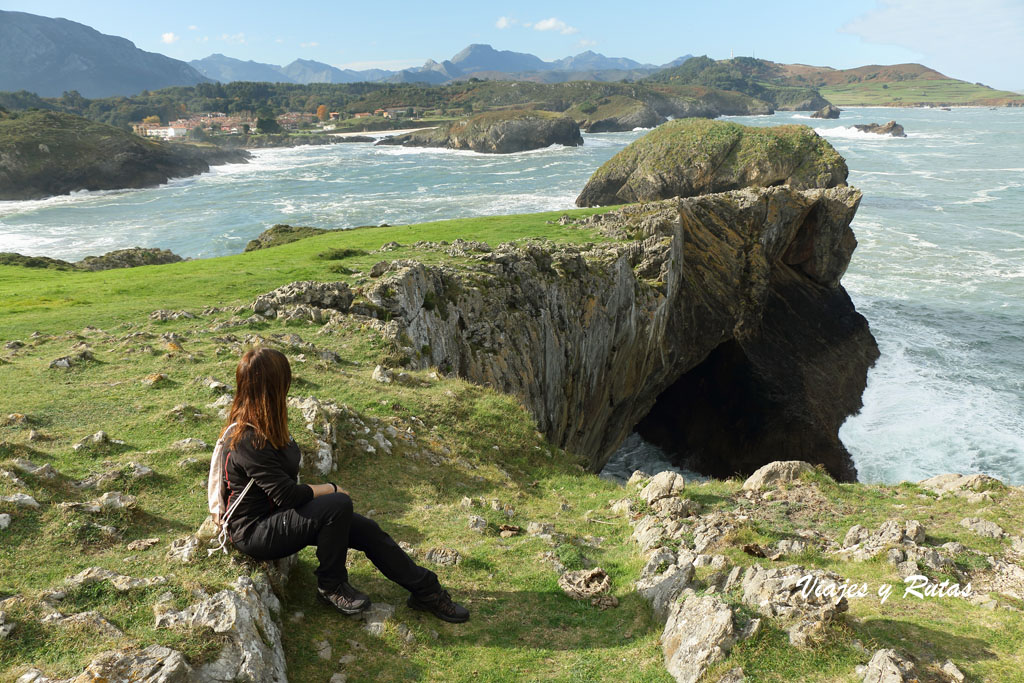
[742,461,815,491]
[42,610,123,637]
[662,593,736,683]
[468,515,487,533]
[959,517,1006,539]
[0,493,39,508]
[860,648,917,682]
[425,547,461,566]
[172,437,209,452]
[127,537,160,551]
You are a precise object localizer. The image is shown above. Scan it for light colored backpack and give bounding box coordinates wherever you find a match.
[206,422,255,555]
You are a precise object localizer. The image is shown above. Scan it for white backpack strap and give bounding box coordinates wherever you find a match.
[209,477,255,556]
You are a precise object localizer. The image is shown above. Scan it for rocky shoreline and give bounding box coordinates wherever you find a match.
[0,111,250,200]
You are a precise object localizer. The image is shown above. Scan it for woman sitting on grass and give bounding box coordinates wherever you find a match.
[221,347,469,622]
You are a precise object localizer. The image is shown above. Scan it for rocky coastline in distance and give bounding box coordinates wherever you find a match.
[0,110,250,201]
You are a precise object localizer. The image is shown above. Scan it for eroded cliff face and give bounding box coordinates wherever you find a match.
[359,186,877,481]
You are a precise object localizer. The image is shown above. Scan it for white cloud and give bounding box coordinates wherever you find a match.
[161,32,179,44]
[275,38,284,44]
[300,41,319,48]
[219,32,246,44]
[187,25,198,31]
[577,39,597,48]
[496,16,516,29]
[842,0,1024,86]
[533,17,578,35]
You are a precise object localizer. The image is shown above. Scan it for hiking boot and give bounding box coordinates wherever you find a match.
[407,588,470,623]
[317,582,371,615]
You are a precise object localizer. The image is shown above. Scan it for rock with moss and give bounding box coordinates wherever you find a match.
[568,95,667,133]
[811,104,841,119]
[576,118,848,207]
[76,247,183,271]
[339,185,876,480]
[244,224,329,252]
[853,121,907,137]
[0,111,250,200]
[376,110,583,154]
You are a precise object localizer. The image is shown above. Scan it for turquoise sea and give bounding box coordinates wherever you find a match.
[1,108,1021,485]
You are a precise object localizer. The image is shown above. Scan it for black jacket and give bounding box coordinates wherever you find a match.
[224,426,313,542]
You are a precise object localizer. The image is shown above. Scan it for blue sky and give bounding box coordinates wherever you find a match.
[8,0,1024,89]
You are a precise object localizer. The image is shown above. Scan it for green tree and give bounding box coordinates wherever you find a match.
[256,117,281,134]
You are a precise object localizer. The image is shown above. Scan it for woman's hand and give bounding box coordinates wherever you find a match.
[309,483,349,498]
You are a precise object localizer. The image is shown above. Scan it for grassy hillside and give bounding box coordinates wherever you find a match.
[820,79,1024,106]
[648,57,1024,108]
[2,210,1023,681]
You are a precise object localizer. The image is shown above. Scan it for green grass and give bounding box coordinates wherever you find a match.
[820,79,1024,106]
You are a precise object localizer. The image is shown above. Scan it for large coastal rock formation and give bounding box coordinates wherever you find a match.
[0,110,249,200]
[575,119,848,207]
[375,110,583,153]
[566,90,774,133]
[853,121,907,137]
[811,104,841,119]
[356,185,877,480]
[0,247,183,271]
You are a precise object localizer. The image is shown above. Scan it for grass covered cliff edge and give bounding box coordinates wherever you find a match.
[1,210,1022,682]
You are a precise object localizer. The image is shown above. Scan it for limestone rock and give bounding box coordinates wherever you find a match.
[48,349,95,369]
[251,280,353,320]
[558,568,613,602]
[742,461,816,490]
[811,104,841,119]
[72,644,193,682]
[636,562,694,621]
[853,121,907,138]
[377,110,583,154]
[959,517,1006,539]
[631,516,668,554]
[72,430,126,452]
[166,535,200,563]
[740,564,848,646]
[841,520,930,560]
[468,515,487,533]
[171,437,208,452]
[425,547,461,566]
[918,473,1003,496]
[155,576,287,682]
[76,248,183,271]
[861,648,917,682]
[127,537,160,551]
[717,668,746,683]
[661,594,736,683]
[0,493,39,508]
[362,602,396,636]
[577,119,847,207]
[43,610,122,637]
[0,611,14,640]
[0,513,11,530]
[640,471,686,504]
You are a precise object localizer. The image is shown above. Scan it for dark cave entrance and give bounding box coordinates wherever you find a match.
[633,338,841,480]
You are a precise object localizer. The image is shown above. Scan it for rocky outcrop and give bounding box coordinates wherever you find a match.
[853,121,907,137]
[811,104,841,119]
[0,111,250,200]
[3,247,185,271]
[351,185,876,480]
[214,133,349,149]
[570,96,668,133]
[375,110,583,153]
[244,224,329,252]
[662,594,736,683]
[75,247,183,271]
[576,119,847,207]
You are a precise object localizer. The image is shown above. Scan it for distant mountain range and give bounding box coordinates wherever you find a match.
[0,10,209,98]
[190,44,693,86]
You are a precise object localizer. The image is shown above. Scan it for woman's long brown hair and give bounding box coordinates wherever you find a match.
[222,347,291,450]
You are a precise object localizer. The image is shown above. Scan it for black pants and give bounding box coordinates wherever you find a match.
[233,492,440,596]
